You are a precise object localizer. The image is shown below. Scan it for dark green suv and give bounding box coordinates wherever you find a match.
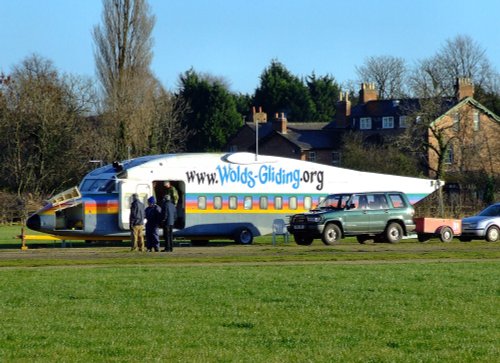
[287,191,416,245]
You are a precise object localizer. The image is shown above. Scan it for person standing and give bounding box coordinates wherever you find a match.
[161,194,176,252]
[164,181,179,206]
[145,196,162,252]
[129,193,145,251]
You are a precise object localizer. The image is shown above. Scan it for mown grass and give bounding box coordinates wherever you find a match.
[1,224,499,362]
[0,262,498,362]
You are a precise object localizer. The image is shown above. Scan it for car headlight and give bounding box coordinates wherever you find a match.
[306,215,322,223]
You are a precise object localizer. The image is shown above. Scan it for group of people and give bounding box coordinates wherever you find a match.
[129,181,179,252]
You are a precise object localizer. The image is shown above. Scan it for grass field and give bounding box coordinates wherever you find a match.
[1,224,499,362]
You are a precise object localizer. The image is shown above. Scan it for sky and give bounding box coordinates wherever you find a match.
[1,0,500,95]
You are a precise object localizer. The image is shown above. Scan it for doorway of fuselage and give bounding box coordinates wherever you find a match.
[153,180,185,229]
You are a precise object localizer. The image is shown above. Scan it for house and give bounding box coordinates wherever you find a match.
[335,78,500,178]
[227,79,500,179]
[225,107,344,166]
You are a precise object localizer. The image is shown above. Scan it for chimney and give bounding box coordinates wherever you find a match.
[455,78,474,100]
[273,112,287,133]
[336,92,351,128]
[359,82,378,103]
[252,106,267,123]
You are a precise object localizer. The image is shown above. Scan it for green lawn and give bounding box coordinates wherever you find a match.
[1,224,499,362]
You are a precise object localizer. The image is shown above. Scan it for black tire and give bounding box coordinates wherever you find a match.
[417,234,430,243]
[322,223,341,245]
[234,228,253,244]
[357,235,374,244]
[385,222,403,243]
[439,226,454,242]
[485,226,499,242]
[294,235,313,245]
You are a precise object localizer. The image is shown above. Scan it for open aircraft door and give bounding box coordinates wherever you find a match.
[118,181,151,230]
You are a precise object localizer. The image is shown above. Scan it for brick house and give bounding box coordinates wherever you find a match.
[226,79,500,178]
[225,107,344,166]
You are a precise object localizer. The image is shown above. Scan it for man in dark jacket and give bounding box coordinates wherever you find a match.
[161,194,176,252]
[145,196,162,252]
[129,193,145,251]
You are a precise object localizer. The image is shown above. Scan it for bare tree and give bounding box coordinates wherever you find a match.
[93,0,156,160]
[355,55,408,99]
[410,35,499,97]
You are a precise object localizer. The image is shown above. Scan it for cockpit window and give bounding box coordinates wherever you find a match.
[80,179,116,192]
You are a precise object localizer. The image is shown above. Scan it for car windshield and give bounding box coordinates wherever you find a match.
[317,194,351,209]
[478,204,500,217]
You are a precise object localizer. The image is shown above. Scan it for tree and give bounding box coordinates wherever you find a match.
[93,0,156,160]
[341,131,420,177]
[177,69,242,152]
[0,55,97,198]
[410,35,499,98]
[254,60,314,121]
[355,55,408,99]
[306,72,340,122]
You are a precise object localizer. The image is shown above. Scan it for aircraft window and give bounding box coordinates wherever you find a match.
[81,179,117,192]
[304,196,312,210]
[289,196,297,210]
[244,196,253,210]
[274,196,283,210]
[259,196,268,210]
[198,196,207,210]
[213,196,222,210]
[229,196,237,210]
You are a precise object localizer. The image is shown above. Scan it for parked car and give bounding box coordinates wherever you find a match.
[287,191,416,245]
[460,203,500,242]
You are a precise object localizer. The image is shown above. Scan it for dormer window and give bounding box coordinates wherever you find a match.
[382,116,394,129]
[360,117,372,130]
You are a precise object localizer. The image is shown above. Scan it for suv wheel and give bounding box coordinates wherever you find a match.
[485,226,499,242]
[385,222,403,243]
[294,235,313,246]
[322,223,341,245]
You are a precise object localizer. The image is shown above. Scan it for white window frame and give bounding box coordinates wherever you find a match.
[360,117,372,130]
[473,111,480,131]
[399,116,407,128]
[382,116,394,129]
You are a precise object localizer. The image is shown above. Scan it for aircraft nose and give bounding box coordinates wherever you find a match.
[26,214,41,230]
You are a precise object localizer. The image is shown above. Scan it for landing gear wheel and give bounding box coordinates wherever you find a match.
[485,226,499,242]
[439,226,453,242]
[294,235,313,246]
[322,224,341,245]
[385,222,403,243]
[234,228,253,244]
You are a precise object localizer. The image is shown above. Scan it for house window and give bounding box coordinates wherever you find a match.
[453,113,460,132]
[332,152,341,167]
[473,111,480,131]
[399,116,407,128]
[360,117,372,130]
[308,151,316,162]
[382,116,394,129]
[445,145,454,164]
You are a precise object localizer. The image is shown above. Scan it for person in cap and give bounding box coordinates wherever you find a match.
[129,193,145,251]
[161,194,177,252]
[145,196,162,252]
